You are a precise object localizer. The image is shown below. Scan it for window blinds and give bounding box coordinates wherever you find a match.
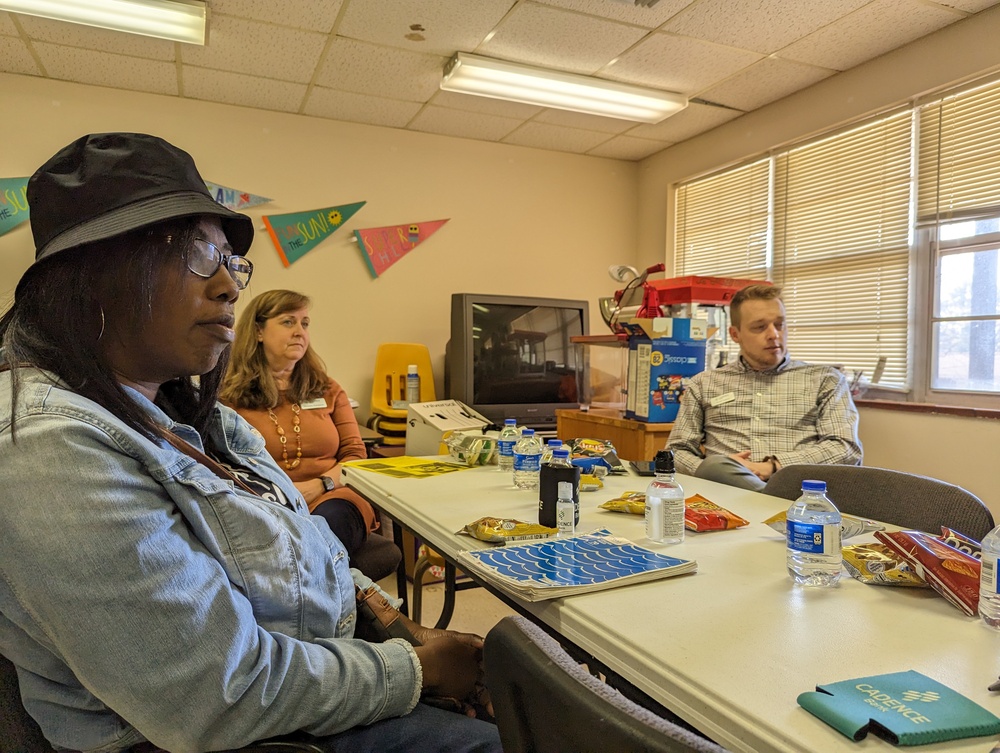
[773,113,911,388]
[918,77,1000,225]
[675,158,769,280]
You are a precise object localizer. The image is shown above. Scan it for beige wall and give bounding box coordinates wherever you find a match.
[0,72,638,415]
[632,6,1000,518]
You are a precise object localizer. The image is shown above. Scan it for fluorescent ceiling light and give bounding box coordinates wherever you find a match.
[0,0,208,45]
[441,53,686,124]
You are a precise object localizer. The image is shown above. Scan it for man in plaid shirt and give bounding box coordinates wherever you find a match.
[667,284,862,491]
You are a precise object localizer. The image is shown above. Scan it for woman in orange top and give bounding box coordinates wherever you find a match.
[222,289,378,562]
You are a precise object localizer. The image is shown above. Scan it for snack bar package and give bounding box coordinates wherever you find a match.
[936,527,982,560]
[842,543,928,587]
[565,438,628,475]
[457,517,557,544]
[599,491,646,515]
[685,494,749,532]
[764,511,885,540]
[875,530,981,616]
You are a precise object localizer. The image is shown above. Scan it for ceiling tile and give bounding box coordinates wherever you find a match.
[16,15,175,60]
[430,90,543,118]
[183,66,307,112]
[0,35,38,75]
[338,0,513,57]
[533,108,636,134]
[34,43,177,95]
[316,37,445,102]
[697,56,835,110]
[479,2,647,74]
[933,0,999,10]
[304,87,423,128]
[531,0,697,28]
[663,0,872,55]
[211,0,346,30]
[182,15,326,84]
[409,105,523,141]
[587,135,672,160]
[502,121,611,153]
[606,32,762,93]
[1,12,19,35]
[780,0,960,71]
[627,101,743,141]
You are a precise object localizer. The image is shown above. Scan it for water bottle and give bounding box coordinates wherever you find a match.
[540,438,564,464]
[497,419,520,473]
[405,364,421,404]
[645,450,684,544]
[513,429,543,490]
[786,480,842,587]
[556,481,576,537]
[979,524,1000,628]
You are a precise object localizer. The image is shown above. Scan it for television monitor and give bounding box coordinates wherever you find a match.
[445,293,590,430]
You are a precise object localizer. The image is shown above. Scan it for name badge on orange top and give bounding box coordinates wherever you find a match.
[710,392,736,407]
[300,397,328,410]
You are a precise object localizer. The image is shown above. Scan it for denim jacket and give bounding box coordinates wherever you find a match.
[0,368,420,753]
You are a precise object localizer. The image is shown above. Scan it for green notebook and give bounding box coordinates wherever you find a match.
[798,670,1000,746]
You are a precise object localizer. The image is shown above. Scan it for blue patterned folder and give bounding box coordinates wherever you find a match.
[456,529,697,602]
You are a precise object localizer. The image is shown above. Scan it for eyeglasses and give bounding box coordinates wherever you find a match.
[184,238,254,289]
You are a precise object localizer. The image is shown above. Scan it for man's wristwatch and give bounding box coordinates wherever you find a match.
[763,456,778,474]
[320,475,336,493]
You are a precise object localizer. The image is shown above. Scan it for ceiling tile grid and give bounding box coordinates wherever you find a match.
[477,2,648,74]
[34,43,178,95]
[304,86,424,128]
[0,34,38,76]
[778,0,962,71]
[502,120,615,152]
[1,0,998,161]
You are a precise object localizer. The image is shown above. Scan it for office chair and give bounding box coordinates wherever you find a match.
[0,652,328,753]
[350,526,403,584]
[483,615,730,753]
[762,464,995,541]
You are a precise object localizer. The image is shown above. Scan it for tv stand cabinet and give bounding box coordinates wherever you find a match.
[555,408,673,462]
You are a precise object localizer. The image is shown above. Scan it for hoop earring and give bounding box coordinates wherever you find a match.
[97,306,106,342]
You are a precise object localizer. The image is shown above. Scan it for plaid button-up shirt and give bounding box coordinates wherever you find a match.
[667,356,862,476]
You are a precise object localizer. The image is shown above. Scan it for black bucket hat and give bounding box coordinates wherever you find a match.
[26,132,254,265]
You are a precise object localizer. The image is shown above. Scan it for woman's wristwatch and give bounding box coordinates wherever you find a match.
[320,475,336,493]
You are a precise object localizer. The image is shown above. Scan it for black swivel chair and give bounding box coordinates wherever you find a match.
[483,615,730,753]
[762,464,995,541]
[0,652,327,753]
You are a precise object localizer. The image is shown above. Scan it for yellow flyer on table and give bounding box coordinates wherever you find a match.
[343,456,471,479]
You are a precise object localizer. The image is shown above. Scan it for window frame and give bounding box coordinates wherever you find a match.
[672,105,1000,410]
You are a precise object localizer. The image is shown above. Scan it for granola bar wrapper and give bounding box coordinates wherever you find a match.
[875,530,981,616]
[458,517,557,544]
[599,492,647,515]
[685,494,749,532]
[764,511,885,540]
[842,543,928,587]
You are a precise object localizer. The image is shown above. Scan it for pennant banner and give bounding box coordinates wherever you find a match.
[355,219,449,278]
[263,202,366,267]
[204,181,272,211]
[0,178,30,238]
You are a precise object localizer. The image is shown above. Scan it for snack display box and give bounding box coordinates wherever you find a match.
[647,275,767,306]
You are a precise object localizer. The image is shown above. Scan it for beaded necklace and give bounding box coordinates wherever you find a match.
[267,402,302,469]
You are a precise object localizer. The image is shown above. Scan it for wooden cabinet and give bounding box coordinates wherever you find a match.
[555,408,673,462]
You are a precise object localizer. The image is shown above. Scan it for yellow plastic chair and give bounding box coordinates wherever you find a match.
[370,343,436,421]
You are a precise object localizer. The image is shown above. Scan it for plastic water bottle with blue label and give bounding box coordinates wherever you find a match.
[405,364,421,404]
[512,429,543,490]
[540,438,564,464]
[978,523,1000,628]
[786,480,842,587]
[496,419,520,473]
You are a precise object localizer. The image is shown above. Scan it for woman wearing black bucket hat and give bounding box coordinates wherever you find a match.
[0,133,500,753]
